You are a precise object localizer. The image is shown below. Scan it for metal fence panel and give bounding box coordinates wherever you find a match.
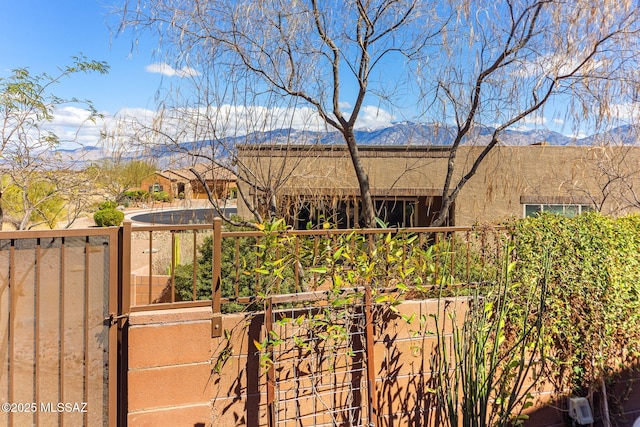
[0,229,118,427]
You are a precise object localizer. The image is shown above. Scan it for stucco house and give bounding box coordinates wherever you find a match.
[236,144,640,228]
[140,164,237,201]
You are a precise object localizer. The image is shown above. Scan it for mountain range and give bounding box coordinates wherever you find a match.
[58,122,640,166]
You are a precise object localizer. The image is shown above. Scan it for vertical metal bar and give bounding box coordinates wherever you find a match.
[419,232,426,286]
[34,238,41,427]
[192,230,198,301]
[313,236,319,290]
[212,218,222,314]
[212,218,223,337]
[120,221,132,316]
[234,238,240,299]
[265,296,276,427]
[364,286,378,426]
[148,231,153,304]
[294,237,300,293]
[275,246,281,294]
[466,231,471,282]
[450,232,456,279]
[84,236,90,427]
[170,231,176,303]
[255,236,261,293]
[59,237,65,427]
[109,228,120,427]
[8,239,14,427]
[434,233,440,283]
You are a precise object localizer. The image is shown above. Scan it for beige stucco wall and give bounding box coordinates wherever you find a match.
[236,145,640,225]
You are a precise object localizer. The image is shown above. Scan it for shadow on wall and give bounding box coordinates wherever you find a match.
[377,329,441,427]
[214,313,263,427]
[523,362,640,427]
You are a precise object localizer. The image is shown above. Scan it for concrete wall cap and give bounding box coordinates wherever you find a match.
[129,306,213,325]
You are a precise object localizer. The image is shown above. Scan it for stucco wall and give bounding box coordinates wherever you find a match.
[236,145,640,225]
[126,298,598,427]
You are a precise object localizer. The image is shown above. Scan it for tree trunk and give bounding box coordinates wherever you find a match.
[430,196,451,227]
[343,130,376,228]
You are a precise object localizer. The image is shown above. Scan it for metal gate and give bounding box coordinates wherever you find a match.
[0,228,119,427]
[265,287,378,427]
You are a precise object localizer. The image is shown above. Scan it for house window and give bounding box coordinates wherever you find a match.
[291,197,418,229]
[374,199,416,228]
[150,183,163,193]
[524,204,593,218]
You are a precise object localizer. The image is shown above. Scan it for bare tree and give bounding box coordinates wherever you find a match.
[425,0,640,225]
[0,57,109,229]
[102,89,326,227]
[87,158,157,203]
[115,0,640,227]
[574,143,640,215]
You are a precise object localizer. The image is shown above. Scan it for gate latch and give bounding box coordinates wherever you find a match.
[105,313,129,326]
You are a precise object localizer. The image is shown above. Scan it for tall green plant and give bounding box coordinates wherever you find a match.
[430,247,548,427]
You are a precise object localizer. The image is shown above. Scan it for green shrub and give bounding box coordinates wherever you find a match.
[174,224,261,312]
[93,208,124,227]
[151,191,171,202]
[98,200,117,210]
[510,212,640,397]
[122,189,149,203]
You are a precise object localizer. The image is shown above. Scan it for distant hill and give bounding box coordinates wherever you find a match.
[55,122,639,167]
[170,122,631,148]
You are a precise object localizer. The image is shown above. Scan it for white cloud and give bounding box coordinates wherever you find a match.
[138,104,395,139]
[513,51,610,81]
[518,114,547,127]
[42,103,395,151]
[353,106,395,130]
[609,103,640,121]
[508,113,548,132]
[42,106,107,148]
[145,63,201,78]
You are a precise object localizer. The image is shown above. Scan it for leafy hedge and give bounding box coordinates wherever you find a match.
[510,212,640,395]
[151,191,171,202]
[121,189,150,204]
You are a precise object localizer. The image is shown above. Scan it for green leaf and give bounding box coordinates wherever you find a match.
[396,283,409,292]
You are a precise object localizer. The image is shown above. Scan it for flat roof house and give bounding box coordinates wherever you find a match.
[236,144,640,227]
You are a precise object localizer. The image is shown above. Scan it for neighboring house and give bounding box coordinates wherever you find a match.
[140,164,237,200]
[236,144,640,228]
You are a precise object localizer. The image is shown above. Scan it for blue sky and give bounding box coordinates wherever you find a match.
[0,0,400,147]
[0,0,161,112]
[1,1,634,148]
[0,0,181,148]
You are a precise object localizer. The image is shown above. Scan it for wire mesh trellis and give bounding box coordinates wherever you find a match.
[265,290,374,427]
